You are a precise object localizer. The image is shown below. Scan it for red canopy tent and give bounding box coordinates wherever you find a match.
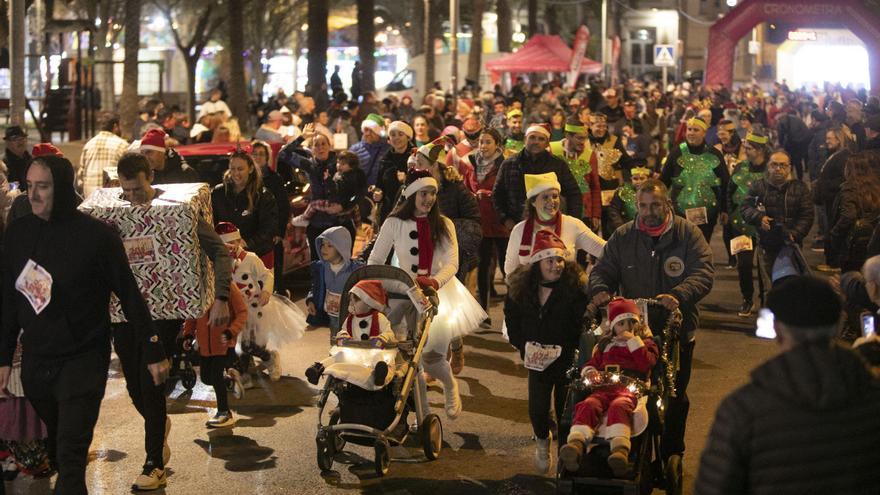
[486,34,602,84]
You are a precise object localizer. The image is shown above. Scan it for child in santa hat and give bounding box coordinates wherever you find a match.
[558,298,659,477]
[216,222,306,384]
[504,230,588,474]
[304,280,396,388]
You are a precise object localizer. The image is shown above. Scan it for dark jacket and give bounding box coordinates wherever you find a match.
[814,149,851,207]
[504,262,588,377]
[741,179,814,249]
[840,270,878,314]
[211,184,279,257]
[1,212,164,366]
[492,148,583,225]
[589,215,714,341]
[260,166,290,237]
[3,150,31,186]
[152,148,200,185]
[695,341,880,495]
[437,167,482,277]
[349,139,391,186]
[829,180,880,271]
[376,147,412,221]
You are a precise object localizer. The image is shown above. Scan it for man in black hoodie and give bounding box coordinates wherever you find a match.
[0,155,168,494]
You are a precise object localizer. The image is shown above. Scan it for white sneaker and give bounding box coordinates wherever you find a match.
[227,369,245,400]
[132,465,166,491]
[268,351,282,381]
[444,377,462,420]
[206,410,235,428]
[162,417,171,466]
[534,437,551,473]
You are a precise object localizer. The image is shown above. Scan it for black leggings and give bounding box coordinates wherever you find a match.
[736,248,755,301]
[200,350,233,413]
[528,370,568,440]
[477,237,508,310]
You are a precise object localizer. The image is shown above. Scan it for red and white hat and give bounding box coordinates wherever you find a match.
[215,222,241,243]
[140,128,167,153]
[32,143,64,158]
[530,230,568,263]
[608,298,641,328]
[350,280,388,312]
[402,168,438,199]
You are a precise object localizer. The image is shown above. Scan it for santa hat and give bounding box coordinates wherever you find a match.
[402,168,438,199]
[32,143,63,158]
[524,172,561,199]
[388,120,414,139]
[361,113,386,133]
[140,128,167,153]
[350,280,388,312]
[530,230,568,263]
[608,298,641,329]
[215,222,241,243]
[525,123,551,140]
[462,117,482,134]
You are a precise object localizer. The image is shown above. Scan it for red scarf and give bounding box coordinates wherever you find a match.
[346,311,380,338]
[638,212,672,237]
[519,211,562,257]
[415,217,434,276]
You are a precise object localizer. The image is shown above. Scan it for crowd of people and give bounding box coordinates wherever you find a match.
[0,71,879,494]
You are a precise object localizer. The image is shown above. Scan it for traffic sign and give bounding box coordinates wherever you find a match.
[654,44,676,67]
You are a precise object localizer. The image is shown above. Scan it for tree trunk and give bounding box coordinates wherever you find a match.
[466,0,484,87]
[119,0,141,140]
[185,57,198,127]
[423,0,434,95]
[545,3,559,36]
[227,0,249,132]
[496,0,511,53]
[307,0,329,96]
[527,0,538,38]
[96,42,116,112]
[410,0,424,55]
[357,0,376,93]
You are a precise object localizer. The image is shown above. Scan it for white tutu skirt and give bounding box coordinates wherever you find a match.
[425,277,487,352]
[241,294,307,351]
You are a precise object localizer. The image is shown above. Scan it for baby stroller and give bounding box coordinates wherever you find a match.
[314,265,443,476]
[556,298,684,495]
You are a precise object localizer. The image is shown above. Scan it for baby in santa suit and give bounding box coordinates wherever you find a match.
[305,280,396,387]
[559,297,659,477]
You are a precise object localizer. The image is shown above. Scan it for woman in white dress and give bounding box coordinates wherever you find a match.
[367,169,487,419]
[505,172,606,277]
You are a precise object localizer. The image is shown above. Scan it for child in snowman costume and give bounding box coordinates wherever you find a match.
[304,279,396,388]
[559,297,659,476]
[216,222,306,383]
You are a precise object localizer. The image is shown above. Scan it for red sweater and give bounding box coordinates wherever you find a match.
[584,336,659,378]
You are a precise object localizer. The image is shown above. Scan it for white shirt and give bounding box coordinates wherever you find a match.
[505,214,606,276]
[367,216,458,288]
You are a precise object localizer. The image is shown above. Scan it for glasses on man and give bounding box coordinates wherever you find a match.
[768,161,791,170]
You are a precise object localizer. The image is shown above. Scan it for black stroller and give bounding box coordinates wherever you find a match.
[556,298,684,495]
[314,265,443,476]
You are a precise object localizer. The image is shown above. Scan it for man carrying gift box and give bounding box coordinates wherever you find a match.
[0,153,170,494]
[111,152,233,491]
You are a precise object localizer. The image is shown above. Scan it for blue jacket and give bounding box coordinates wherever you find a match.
[305,226,362,327]
[349,139,390,186]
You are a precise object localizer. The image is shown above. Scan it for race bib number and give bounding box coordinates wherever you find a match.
[325,291,341,316]
[333,133,348,150]
[730,235,754,255]
[601,190,616,206]
[685,207,708,226]
[15,259,53,315]
[524,341,562,371]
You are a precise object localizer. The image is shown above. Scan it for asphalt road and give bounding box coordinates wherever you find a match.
[6,231,798,495]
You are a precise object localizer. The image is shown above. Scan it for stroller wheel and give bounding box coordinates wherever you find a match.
[180,364,197,390]
[664,454,683,495]
[420,413,443,461]
[316,432,334,472]
[373,439,390,477]
[328,409,346,452]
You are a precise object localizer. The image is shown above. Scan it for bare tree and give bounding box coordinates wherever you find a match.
[357,0,376,93]
[527,0,538,37]
[307,0,329,98]
[119,0,141,139]
[152,0,225,124]
[244,0,303,100]
[496,0,511,52]
[466,0,485,85]
[71,0,126,112]
[227,0,249,130]
[423,0,434,95]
